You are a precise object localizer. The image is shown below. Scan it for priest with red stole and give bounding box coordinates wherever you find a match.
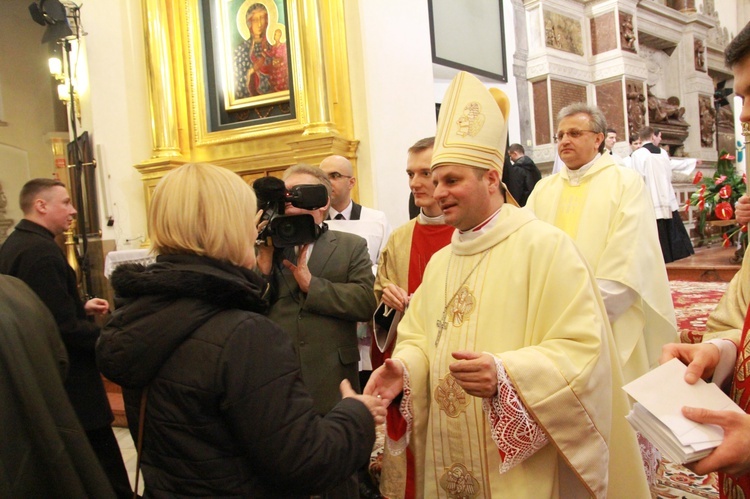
[372,136,455,369]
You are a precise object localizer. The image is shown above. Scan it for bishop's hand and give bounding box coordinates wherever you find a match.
[364,359,404,402]
[449,351,498,398]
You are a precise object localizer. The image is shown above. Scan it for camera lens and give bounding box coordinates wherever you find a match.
[277,220,296,239]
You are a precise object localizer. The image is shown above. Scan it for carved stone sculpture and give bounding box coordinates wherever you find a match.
[543,11,583,56]
[620,13,636,52]
[626,82,646,137]
[699,95,715,148]
[694,38,706,71]
[648,90,687,124]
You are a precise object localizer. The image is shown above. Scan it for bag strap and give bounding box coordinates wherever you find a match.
[133,386,149,499]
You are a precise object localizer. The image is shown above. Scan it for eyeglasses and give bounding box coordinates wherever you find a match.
[554,129,600,142]
[327,172,352,180]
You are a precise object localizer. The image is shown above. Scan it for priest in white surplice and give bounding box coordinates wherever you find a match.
[630,126,696,262]
[364,72,648,498]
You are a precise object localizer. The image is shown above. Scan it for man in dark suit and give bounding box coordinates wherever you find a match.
[257,165,377,412]
[0,275,115,498]
[507,143,542,206]
[256,165,377,498]
[0,178,132,498]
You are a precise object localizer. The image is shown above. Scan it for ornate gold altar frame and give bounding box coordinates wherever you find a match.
[135,0,359,205]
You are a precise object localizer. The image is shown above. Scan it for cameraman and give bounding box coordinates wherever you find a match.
[256,164,377,498]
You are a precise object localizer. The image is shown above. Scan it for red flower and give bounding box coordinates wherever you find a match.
[699,199,705,211]
[720,184,733,199]
[743,225,748,233]
[684,201,691,214]
[722,233,732,247]
[699,184,707,195]
[721,154,736,161]
[715,175,728,185]
[715,202,734,220]
[692,171,703,184]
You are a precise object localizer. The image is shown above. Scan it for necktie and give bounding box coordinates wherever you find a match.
[334,213,345,220]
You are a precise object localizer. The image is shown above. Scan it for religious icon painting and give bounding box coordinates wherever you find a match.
[218,0,291,111]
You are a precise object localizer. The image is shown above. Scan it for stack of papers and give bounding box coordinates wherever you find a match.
[623,358,744,464]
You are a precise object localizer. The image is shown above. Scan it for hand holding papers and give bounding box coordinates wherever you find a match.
[623,358,744,464]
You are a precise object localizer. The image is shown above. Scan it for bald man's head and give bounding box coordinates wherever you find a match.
[319,155,356,212]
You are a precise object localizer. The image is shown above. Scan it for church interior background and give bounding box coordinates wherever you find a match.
[0,0,748,301]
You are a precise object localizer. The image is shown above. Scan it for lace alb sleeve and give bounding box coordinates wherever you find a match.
[384,359,413,455]
[482,355,549,474]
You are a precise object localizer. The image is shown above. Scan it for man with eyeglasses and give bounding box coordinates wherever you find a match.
[526,103,677,385]
[631,126,695,262]
[319,155,385,224]
[319,155,391,266]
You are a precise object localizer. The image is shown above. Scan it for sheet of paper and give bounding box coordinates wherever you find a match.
[623,358,744,446]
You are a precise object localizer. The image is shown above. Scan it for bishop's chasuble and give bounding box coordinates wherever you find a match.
[373,215,454,494]
[526,153,678,383]
[387,204,648,498]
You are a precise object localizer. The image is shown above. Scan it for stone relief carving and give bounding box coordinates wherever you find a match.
[548,62,589,82]
[543,11,583,56]
[619,13,637,52]
[0,183,13,245]
[639,46,669,88]
[626,82,646,138]
[699,94,716,148]
[648,90,687,124]
[694,38,705,72]
[701,0,731,46]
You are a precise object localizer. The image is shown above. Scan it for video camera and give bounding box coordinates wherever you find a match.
[253,176,329,248]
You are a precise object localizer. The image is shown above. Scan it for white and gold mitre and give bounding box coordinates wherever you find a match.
[431,71,511,175]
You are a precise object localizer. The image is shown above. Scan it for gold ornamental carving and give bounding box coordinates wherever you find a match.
[136,0,359,207]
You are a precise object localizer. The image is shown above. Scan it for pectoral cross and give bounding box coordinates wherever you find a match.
[436,316,448,347]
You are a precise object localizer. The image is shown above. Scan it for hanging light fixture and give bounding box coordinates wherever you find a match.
[28,0,74,44]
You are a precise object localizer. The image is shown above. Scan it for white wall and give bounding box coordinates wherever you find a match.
[80,1,151,248]
[346,1,439,229]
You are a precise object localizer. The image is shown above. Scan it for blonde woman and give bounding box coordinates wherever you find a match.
[97,163,384,497]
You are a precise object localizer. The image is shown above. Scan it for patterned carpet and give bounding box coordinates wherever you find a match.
[648,280,730,498]
[670,280,729,343]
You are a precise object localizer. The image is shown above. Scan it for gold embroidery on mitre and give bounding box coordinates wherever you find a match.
[439,463,480,498]
[447,285,475,327]
[435,374,470,417]
[455,102,485,137]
